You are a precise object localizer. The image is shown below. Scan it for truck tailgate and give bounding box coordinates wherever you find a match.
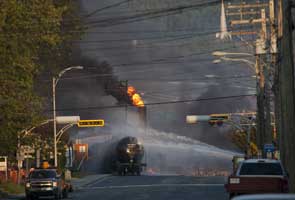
[226,177,285,194]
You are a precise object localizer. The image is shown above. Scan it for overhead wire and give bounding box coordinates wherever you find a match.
[83,0,220,28]
[48,93,256,112]
[84,0,132,18]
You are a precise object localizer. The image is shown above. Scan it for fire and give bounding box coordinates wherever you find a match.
[127,86,136,96]
[127,86,145,107]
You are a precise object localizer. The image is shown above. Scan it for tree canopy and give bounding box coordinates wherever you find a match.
[0,0,82,157]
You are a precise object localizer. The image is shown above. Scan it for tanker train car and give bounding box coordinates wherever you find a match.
[113,137,146,175]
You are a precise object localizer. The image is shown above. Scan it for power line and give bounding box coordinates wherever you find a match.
[48,74,255,84]
[76,30,217,44]
[0,1,219,34]
[84,0,132,18]
[84,0,220,28]
[50,93,256,112]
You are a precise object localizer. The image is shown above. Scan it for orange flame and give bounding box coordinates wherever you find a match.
[127,86,136,96]
[127,86,145,107]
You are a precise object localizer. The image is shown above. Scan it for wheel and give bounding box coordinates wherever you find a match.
[229,193,235,199]
[68,185,73,193]
[62,189,68,199]
[54,192,61,200]
[25,194,31,200]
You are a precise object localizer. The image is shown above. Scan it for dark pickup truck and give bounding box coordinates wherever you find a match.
[25,168,69,200]
[225,159,289,199]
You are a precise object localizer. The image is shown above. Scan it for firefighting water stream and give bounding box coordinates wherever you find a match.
[75,109,238,175]
[61,0,254,176]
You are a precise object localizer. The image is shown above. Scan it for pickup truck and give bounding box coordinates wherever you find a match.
[225,159,289,199]
[25,168,69,200]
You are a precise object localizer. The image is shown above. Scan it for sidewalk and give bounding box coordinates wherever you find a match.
[71,174,110,190]
[0,174,110,199]
[0,189,24,200]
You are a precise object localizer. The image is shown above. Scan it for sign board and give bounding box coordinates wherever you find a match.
[73,144,89,160]
[16,151,25,161]
[0,157,7,171]
[263,143,275,153]
[209,114,229,122]
[20,145,35,154]
[77,119,104,127]
[186,115,210,124]
[56,116,80,124]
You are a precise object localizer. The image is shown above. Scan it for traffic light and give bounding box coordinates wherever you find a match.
[209,114,229,126]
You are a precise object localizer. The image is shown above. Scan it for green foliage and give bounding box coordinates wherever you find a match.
[0,0,82,157]
[0,181,25,194]
[229,128,258,156]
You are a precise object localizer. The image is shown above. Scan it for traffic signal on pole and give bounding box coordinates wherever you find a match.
[209,114,229,126]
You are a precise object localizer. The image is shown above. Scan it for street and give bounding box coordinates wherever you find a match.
[71,175,228,200]
[1,0,295,197]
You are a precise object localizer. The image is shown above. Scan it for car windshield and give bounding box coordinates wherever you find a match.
[30,170,56,179]
[239,163,283,176]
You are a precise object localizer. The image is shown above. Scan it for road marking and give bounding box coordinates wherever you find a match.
[91,176,111,185]
[83,183,224,190]
[84,175,111,187]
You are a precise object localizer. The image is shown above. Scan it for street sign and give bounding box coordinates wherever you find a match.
[56,116,80,124]
[263,143,275,153]
[20,145,35,154]
[0,157,7,171]
[16,151,25,161]
[209,114,230,122]
[77,119,104,127]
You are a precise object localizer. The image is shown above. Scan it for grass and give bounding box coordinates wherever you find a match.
[0,181,25,194]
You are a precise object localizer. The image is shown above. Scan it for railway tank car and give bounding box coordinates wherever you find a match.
[113,136,146,175]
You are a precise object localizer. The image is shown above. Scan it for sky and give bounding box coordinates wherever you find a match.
[54,1,263,173]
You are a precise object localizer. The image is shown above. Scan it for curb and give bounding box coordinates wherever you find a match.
[0,190,8,198]
[6,194,25,200]
[0,190,24,200]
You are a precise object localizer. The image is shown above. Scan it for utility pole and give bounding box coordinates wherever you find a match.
[277,0,295,192]
[226,1,272,151]
[260,8,272,145]
[52,77,57,167]
[269,0,281,148]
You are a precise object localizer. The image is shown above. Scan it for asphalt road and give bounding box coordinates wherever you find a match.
[71,175,229,200]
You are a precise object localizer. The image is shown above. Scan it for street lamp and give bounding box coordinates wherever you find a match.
[186,114,255,157]
[212,51,253,57]
[53,66,83,167]
[213,57,256,72]
[212,51,257,74]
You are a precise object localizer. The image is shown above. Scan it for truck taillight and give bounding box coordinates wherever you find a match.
[229,178,240,184]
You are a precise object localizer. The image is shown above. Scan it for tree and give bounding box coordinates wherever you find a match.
[0,0,82,157]
[229,128,258,157]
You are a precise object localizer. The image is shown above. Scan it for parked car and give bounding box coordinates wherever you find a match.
[25,168,69,200]
[225,159,289,199]
[232,194,295,200]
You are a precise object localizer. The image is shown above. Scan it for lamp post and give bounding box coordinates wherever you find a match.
[213,57,256,73]
[53,66,83,167]
[212,50,273,154]
[186,114,255,157]
[212,51,256,73]
[212,51,253,57]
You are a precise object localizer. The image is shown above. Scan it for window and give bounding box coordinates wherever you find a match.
[239,163,283,176]
[30,170,56,179]
[79,146,86,153]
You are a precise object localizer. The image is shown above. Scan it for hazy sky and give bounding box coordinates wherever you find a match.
[61,0,257,150]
